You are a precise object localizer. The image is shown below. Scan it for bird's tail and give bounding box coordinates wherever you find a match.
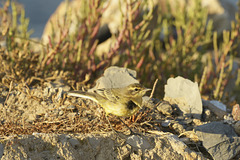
[67,91,99,103]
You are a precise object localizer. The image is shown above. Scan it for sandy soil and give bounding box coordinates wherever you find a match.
[0,78,206,159]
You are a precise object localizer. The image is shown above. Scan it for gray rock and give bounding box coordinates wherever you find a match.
[234,121,240,136]
[69,138,80,149]
[142,96,160,109]
[0,143,3,159]
[1,132,205,160]
[202,100,227,118]
[157,101,173,115]
[89,66,139,90]
[203,0,238,35]
[195,122,240,160]
[126,135,151,149]
[164,76,202,119]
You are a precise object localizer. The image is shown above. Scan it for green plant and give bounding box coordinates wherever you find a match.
[0,1,37,86]
[0,0,239,102]
[40,0,109,82]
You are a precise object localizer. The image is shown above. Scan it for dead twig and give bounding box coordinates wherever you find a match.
[150,79,158,98]
[3,81,13,107]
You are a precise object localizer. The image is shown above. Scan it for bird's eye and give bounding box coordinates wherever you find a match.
[134,88,139,91]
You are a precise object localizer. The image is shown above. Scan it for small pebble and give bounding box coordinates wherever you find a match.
[192,119,203,126]
[157,101,173,115]
[223,114,234,125]
[67,105,77,111]
[41,101,47,105]
[2,91,8,97]
[32,132,40,136]
[203,109,211,121]
[172,122,185,134]
[161,120,171,127]
[232,104,240,121]
[60,105,77,111]
[59,111,64,116]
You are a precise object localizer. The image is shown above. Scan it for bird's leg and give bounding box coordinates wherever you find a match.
[118,117,140,135]
[105,114,140,136]
[105,114,120,134]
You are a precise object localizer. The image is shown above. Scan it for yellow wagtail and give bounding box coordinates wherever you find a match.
[67,83,151,133]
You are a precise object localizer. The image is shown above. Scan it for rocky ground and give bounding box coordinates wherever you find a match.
[0,67,239,160]
[0,0,240,158]
[0,80,204,159]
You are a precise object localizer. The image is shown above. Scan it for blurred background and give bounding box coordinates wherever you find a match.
[18,0,63,37]
[1,0,239,103]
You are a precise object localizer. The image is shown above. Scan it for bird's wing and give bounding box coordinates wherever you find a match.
[67,91,99,103]
[94,88,120,102]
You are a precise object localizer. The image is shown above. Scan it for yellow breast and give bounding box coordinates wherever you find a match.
[100,101,140,117]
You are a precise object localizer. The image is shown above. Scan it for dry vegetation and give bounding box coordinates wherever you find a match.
[0,0,239,136]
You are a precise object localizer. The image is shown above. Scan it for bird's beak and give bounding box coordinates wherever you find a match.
[144,88,151,92]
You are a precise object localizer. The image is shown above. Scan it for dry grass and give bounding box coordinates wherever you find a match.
[0,0,239,136]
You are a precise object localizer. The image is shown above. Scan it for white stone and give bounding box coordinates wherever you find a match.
[89,66,139,91]
[164,76,202,119]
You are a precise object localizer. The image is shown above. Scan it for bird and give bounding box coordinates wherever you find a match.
[67,83,151,133]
